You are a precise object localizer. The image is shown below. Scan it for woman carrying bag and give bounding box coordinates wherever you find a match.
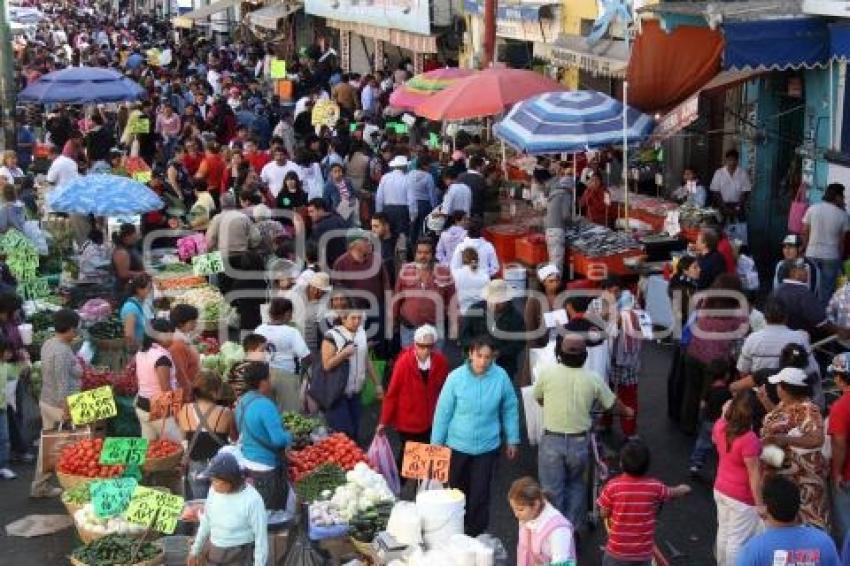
[177,371,236,499]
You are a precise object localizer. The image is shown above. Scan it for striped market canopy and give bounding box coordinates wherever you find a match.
[494,90,655,155]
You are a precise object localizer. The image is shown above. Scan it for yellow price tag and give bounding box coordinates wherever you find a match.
[133,170,152,183]
[67,385,117,426]
[270,58,287,80]
[125,486,185,534]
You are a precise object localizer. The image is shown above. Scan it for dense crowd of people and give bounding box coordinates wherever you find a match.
[5,2,850,565]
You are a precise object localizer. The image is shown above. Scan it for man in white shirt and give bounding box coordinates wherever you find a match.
[449,217,500,277]
[45,148,79,217]
[376,155,415,245]
[709,149,751,219]
[254,297,311,413]
[260,146,301,199]
[803,182,850,307]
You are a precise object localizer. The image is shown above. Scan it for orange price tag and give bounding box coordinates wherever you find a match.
[401,442,451,483]
[148,388,183,421]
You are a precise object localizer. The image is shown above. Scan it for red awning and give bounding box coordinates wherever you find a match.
[626,20,724,113]
[651,69,764,142]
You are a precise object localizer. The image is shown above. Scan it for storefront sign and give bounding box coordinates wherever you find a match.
[328,19,437,53]
[651,95,699,142]
[307,0,431,36]
[550,45,627,78]
[496,18,559,43]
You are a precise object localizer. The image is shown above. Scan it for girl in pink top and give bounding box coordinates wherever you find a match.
[509,477,575,566]
[134,319,181,442]
[712,391,762,566]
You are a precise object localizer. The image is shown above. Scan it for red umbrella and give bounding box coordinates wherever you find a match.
[414,67,566,121]
[389,67,476,111]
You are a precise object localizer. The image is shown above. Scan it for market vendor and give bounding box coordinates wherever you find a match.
[709,149,751,221]
[169,304,201,400]
[233,361,292,510]
[671,167,707,208]
[579,172,610,226]
[111,223,145,298]
[188,452,268,566]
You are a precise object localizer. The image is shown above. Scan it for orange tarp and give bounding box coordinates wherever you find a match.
[626,20,724,113]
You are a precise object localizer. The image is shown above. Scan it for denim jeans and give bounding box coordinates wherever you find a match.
[0,409,9,469]
[812,257,842,308]
[688,418,715,468]
[831,482,850,547]
[601,553,651,566]
[538,432,589,528]
[326,395,362,441]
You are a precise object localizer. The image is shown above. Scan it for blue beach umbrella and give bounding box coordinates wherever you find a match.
[18,66,146,105]
[48,174,163,216]
[494,90,655,155]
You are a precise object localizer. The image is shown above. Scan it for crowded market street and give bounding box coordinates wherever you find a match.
[5,0,850,565]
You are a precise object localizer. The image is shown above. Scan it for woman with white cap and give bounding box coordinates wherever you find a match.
[188,452,268,566]
[760,366,829,530]
[519,264,564,387]
[377,324,449,468]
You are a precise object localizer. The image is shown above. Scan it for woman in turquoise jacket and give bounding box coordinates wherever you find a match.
[431,335,520,536]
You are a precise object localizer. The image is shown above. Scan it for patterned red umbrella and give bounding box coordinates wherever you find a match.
[414,67,566,121]
[388,67,476,111]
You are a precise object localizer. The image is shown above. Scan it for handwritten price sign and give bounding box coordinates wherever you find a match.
[401,442,451,483]
[148,388,184,421]
[125,486,184,534]
[67,386,117,426]
[191,251,224,276]
[90,478,138,518]
[100,438,149,465]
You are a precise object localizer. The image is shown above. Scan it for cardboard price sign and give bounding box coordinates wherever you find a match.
[148,388,183,421]
[132,170,152,184]
[270,58,287,79]
[401,442,451,483]
[311,99,340,128]
[130,118,150,134]
[124,486,184,534]
[100,437,149,465]
[67,386,117,426]
[191,251,224,276]
[90,478,138,518]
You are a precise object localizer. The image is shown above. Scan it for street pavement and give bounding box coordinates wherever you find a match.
[0,342,718,565]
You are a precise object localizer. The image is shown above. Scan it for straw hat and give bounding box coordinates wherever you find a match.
[482,279,512,304]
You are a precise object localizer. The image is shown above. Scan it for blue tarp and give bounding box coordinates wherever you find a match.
[830,23,850,61]
[723,18,830,71]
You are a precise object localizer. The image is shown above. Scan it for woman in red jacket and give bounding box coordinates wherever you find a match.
[376,325,449,466]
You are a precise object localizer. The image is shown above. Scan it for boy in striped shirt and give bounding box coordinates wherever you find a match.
[597,440,691,565]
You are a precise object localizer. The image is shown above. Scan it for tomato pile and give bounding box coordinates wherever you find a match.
[288,433,369,482]
[80,364,113,392]
[196,337,220,355]
[57,439,125,478]
[146,439,181,459]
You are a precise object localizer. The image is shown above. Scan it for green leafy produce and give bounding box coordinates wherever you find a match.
[62,481,93,504]
[71,533,160,565]
[348,501,394,542]
[283,412,323,449]
[294,463,347,503]
[157,263,192,274]
[29,310,54,332]
[89,317,124,340]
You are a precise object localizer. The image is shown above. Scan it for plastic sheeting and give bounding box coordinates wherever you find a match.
[626,20,723,113]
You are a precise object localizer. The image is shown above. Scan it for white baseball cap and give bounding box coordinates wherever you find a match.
[768,367,808,387]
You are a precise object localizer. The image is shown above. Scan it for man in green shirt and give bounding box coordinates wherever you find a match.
[533,333,633,529]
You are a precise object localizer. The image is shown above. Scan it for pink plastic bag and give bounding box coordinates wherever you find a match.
[368,434,401,496]
[788,184,808,234]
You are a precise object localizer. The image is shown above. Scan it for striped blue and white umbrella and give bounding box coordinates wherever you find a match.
[48,174,163,216]
[494,90,655,155]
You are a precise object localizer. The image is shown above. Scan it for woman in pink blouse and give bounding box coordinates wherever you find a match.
[680,274,749,433]
[155,103,182,161]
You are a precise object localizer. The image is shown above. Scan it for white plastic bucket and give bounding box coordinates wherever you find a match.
[503,263,527,292]
[415,488,465,549]
[18,323,32,346]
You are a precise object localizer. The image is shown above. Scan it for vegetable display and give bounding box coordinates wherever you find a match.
[171,285,233,321]
[110,361,138,397]
[62,481,93,505]
[294,464,347,503]
[155,274,206,291]
[349,501,394,542]
[73,504,147,537]
[146,439,181,459]
[328,462,395,522]
[29,310,53,332]
[195,336,220,355]
[288,433,369,482]
[81,364,113,391]
[71,533,159,565]
[88,317,123,340]
[157,263,192,274]
[200,341,244,377]
[58,439,125,478]
[282,412,324,449]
